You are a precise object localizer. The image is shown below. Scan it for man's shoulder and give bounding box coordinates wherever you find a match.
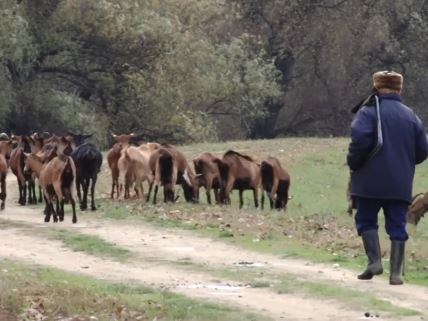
[393,101,417,117]
[358,105,377,116]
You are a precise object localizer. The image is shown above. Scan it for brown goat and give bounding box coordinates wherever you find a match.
[193,152,221,204]
[117,146,153,199]
[215,150,261,209]
[260,157,290,210]
[107,133,140,199]
[346,177,356,216]
[407,192,428,226]
[9,135,38,205]
[148,145,197,204]
[0,140,12,210]
[26,153,77,223]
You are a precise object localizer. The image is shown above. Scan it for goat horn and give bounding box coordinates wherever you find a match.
[183,169,192,186]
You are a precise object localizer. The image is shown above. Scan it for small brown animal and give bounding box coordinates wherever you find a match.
[260,157,290,210]
[107,133,142,199]
[0,140,12,210]
[215,150,261,209]
[148,145,197,204]
[9,135,37,205]
[193,152,221,204]
[117,146,152,199]
[25,153,77,223]
[407,192,428,226]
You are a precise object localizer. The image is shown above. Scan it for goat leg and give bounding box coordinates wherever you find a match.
[71,197,77,224]
[27,181,33,204]
[261,192,265,210]
[214,188,220,204]
[38,185,43,203]
[110,179,115,199]
[206,189,211,205]
[0,174,5,210]
[146,182,153,202]
[52,199,59,223]
[59,199,65,222]
[82,178,89,211]
[91,176,97,211]
[239,190,244,209]
[44,195,54,223]
[31,181,36,204]
[153,185,158,205]
[253,188,259,208]
[76,176,82,205]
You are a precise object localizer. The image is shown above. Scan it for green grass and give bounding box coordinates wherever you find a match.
[275,277,418,316]
[0,259,270,321]
[95,137,428,286]
[160,259,419,317]
[52,229,131,261]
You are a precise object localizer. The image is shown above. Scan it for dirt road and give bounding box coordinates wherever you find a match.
[0,176,427,320]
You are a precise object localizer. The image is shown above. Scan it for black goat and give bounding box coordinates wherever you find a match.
[71,143,102,211]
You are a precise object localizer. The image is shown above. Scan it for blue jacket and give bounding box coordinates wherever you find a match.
[347,93,428,203]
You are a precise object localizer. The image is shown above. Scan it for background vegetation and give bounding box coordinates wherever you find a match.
[2,0,428,146]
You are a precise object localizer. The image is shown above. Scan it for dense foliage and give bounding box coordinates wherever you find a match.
[1,0,428,145]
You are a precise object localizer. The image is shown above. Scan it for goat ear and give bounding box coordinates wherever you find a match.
[67,131,77,137]
[23,152,30,158]
[83,133,93,139]
[111,132,117,138]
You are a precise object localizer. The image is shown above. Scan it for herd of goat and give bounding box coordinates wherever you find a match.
[0,132,291,224]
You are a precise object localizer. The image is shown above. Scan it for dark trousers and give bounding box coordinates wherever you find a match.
[355,197,408,241]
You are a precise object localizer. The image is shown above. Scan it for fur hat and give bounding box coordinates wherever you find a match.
[373,70,403,92]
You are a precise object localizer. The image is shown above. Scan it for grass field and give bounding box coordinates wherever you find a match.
[96,137,428,286]
[0,259,268,321]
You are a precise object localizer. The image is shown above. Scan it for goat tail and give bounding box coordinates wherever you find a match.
[213,159,229,186]
[260,161,274,192]
[159,151,173,186]
[193,159,203,175]
[61,157,75,202]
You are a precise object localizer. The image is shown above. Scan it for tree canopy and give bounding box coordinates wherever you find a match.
[1,0,428,146]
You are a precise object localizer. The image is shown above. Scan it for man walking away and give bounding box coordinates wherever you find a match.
[347,70,428,285]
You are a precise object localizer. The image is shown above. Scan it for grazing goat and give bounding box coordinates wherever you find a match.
[71,143,102,211]
[260,157,290,210]
[0,140,12,210]
[407,192,428,226]
[117,146,153,199]
[26,153,77,223]
[193,153,221,204]
[215,150,261,209]
[148,145,197,204]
